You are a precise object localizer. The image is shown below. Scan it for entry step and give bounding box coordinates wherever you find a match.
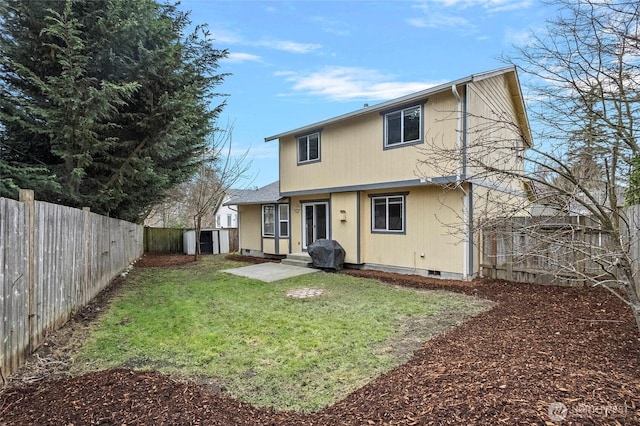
[281,252,313,268]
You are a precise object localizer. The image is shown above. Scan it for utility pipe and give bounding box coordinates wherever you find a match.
[452,84,468,280]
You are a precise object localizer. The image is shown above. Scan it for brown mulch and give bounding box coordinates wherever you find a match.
[1,256,640,425]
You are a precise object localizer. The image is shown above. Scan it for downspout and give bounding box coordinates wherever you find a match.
[452,84,469,280]
[452,84,463,183]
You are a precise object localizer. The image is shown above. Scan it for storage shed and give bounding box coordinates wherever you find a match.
[183,229,230,255]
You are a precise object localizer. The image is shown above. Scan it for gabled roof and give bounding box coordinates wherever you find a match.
[264,66,532,148]
[223,181,282,206]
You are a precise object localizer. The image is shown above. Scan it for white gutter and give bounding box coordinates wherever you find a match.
[452,84,468,280]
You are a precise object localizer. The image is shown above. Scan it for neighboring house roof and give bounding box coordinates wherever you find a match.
[264,66,532,148]
[223,188,254,202]
[223,181,283,206]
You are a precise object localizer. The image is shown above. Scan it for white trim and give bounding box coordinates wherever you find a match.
[262,204,275,237]
[301,202,329,249]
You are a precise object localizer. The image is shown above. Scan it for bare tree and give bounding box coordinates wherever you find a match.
[185,123,253,260]
[419,0,640,331]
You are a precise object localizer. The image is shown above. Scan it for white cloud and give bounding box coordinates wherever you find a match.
[407,13,472,29]
[254,39,322,54]
[224,52,262,63]
[211,29,321,55]
[416,0,532,13]
[211,29,243,44]
[277,66,444,102]
[504,27,533,46]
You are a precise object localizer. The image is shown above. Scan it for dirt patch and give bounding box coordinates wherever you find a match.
[135,253,196,268]
[2,256,640,425]
[373,301,494,363]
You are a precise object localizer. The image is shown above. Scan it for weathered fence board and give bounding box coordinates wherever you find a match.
[0,198,29,375]
[228,228,239,253]
[0,194,143,377]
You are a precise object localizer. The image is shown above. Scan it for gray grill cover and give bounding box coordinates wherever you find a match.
[308,239,346,270]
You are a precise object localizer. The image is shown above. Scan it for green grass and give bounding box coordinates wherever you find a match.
[74,255,492,412]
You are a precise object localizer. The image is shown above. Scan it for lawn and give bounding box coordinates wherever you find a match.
[74,255,492,412]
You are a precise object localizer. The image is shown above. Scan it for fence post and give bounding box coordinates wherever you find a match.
[18,189,36,353]
[505,221,515,281]
[82,207,91,305]
[576,216,586,287]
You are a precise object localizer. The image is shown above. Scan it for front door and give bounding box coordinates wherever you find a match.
[302,202,329,249]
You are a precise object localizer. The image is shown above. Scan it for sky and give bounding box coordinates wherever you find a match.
[179,0,555,188]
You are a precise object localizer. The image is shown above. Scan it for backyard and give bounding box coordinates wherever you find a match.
[1,254,640,425]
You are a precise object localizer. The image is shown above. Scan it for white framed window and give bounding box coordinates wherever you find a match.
[371,195,405,233]
[297,132,320,164]
[262,205,275,236]
[226,214,232,227]
[279,204,289,237]
[384,105,422,148]
[262,204,289,237]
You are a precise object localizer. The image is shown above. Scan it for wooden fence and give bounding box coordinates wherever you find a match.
[229,228,239,253]
[144,227,185,253]
[481,207,640,291]
[144,227,239,254]
[1,191,143,377]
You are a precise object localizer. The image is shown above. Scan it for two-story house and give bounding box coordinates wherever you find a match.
[228,66,532,280]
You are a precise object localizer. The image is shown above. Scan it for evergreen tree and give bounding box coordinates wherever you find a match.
[0,0,228,222]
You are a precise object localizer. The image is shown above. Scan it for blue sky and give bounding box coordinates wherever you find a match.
[179,0,553,188]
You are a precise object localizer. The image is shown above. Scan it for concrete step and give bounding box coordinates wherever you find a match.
[281,252,313,268]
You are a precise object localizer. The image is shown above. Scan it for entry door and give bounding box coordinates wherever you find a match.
[302,202,329,249]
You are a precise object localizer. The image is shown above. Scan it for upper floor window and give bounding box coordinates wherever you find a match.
[371,195,405,233]
[384,105,422,148]
[297,132,320,164]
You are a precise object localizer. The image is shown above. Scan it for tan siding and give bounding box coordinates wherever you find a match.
[262,238,276,255]
[289,199,303,252]
[422,91,459,179]
[238,205,262,251]
[279,92,459,194]
[361,186,464,275]
[278,239,289,255]
[467,75,525,190]
[330,192,359,264]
